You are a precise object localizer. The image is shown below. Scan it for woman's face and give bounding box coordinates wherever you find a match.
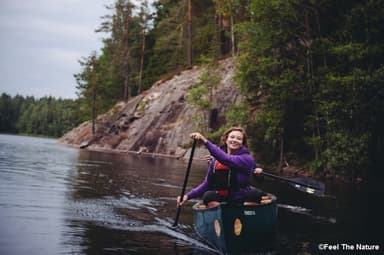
[225,130,244,153]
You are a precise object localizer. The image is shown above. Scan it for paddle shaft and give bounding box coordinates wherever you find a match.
[262,171,321,190]
[173,139,197,227]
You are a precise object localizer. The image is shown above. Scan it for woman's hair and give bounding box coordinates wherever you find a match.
[220,126,248,147]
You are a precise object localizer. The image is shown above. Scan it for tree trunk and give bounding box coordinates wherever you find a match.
[278,136,284,171]
[138,31,146,93]
[177,25,184,69]
[123,75,129,102]
[215,13,223,55]
[123,7,130,101]
[187,0,192,68]
[230,15,235,57]
[92,80,96,135]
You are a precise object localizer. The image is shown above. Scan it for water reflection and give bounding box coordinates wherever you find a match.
[1,135,382,255]
[67,149,215,254]
[0,135,79,255]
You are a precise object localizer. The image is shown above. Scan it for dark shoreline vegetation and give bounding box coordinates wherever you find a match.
[0,94,82,138]
[1,0,384,182]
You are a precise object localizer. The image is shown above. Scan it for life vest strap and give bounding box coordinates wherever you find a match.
[217,189,229,197]
[213,160,231,190]
[214,161,230,170]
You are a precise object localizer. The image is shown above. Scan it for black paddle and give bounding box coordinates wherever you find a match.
[260,171,325,196]
[173,139,197,227]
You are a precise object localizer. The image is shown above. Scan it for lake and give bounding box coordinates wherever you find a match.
[0,134,382,254]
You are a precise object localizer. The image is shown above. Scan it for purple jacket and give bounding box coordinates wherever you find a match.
[187,140,256,202]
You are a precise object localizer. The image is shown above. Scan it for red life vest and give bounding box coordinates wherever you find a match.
[213,160,231,197]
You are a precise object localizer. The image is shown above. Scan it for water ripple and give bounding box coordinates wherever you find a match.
[278,203,337,224]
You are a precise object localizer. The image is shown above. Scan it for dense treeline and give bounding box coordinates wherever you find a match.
[74,0,228,117]
[235,0,384,179]
[0,93,81,137]
[2,0,382,178]
[75,0,383,178]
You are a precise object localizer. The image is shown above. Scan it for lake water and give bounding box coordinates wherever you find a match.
[0,134,382,254]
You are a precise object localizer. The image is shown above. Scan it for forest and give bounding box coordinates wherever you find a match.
[0,93,81,137]
[1,0,383,179]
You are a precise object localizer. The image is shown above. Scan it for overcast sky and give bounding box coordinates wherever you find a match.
[0,0,116,99]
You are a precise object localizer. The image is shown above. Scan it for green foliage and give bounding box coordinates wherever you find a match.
[0,93,17,132]
[235,0,384,177]
[74,0,223,123]
[322,132,369,177]
[5,0,381,178]
[188,85,210,109]
[0,93,81,137]
[309,159,324,176]
[205,102,252,147]
[224,103,250,126]
[187,57,222,130]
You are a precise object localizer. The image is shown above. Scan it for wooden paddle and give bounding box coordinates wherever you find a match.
[173,139,197,227]
[260,171,325,196]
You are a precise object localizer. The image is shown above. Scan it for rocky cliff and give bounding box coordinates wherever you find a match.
[59,58,244,157]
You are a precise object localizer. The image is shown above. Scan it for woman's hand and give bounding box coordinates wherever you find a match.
[204,154,213,165]
[253,167,263,175]
[189,132,208,143]
[176,194,188,207]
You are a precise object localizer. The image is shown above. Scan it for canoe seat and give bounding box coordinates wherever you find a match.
[243,195,273,206]
[261,195,273,204]
[196,204,207,210]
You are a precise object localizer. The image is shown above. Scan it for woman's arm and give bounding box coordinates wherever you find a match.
[189,132,256,169]
[186,158,214,199]
[186,177,209,199]
[177,165,211,207]
[205,141,255,172]
[189,132,254,173]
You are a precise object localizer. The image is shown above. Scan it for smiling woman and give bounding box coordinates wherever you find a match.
[177,127,269,208]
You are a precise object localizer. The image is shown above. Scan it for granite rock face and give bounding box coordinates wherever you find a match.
[59,58,243,157]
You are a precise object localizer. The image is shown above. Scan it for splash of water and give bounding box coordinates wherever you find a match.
[70,196,220,254]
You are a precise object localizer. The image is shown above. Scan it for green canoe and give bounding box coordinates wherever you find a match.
[192,194,278,254]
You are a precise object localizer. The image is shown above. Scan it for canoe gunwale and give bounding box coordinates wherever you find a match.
[192,193,278,211]
[192,193,278,254]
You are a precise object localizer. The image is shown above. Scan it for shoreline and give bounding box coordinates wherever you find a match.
[57,140,208,161]
[58,140,365,185]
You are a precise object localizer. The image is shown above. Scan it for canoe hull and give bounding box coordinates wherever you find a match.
[193,195,277,254]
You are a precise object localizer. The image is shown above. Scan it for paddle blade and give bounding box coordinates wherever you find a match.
[262,171,326,197]
[289,177,325,196]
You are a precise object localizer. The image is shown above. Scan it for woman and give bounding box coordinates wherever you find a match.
[177,127,267,208]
